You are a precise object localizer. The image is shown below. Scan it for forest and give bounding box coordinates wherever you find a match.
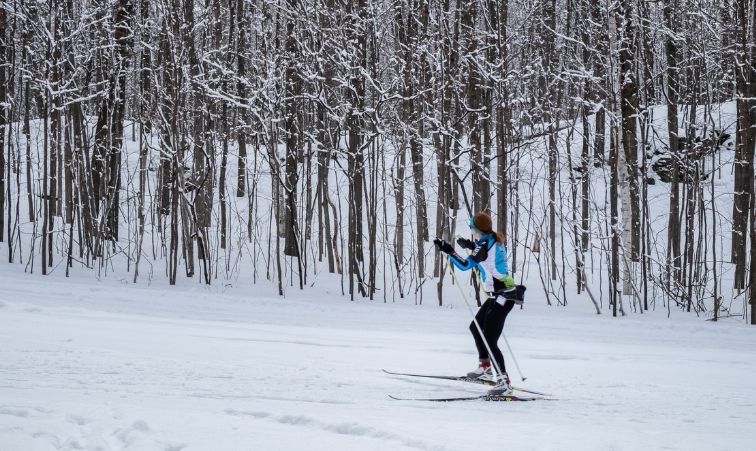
[0,0,754,324]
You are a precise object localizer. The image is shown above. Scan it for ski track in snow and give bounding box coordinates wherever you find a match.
[224,408,448,451]
[1,262,755,450]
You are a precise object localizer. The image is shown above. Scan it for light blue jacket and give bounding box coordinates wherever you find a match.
[448,233,509,292]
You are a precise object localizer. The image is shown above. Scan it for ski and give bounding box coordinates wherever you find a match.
[382,369,552,397]
[388,393,545,402]
[382,369,494,386]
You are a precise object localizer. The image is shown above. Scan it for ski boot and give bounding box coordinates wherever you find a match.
[466,359,492,379]
[487,372,513,396]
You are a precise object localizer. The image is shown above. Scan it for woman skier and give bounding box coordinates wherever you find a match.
[433,212,520,395]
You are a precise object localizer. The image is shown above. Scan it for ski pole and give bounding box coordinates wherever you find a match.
[501,331,526,382]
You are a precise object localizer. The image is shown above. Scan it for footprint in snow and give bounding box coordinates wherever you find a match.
[67,414,92,426]
[31,431,61,448]
[131,420,150,432]
[223,408,270,419]
[0,407,30,418]
[115,420,151,447]
[276,415,313,426]
[264,412,450,451]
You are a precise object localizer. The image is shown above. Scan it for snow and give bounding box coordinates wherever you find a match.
[1,262,754,451]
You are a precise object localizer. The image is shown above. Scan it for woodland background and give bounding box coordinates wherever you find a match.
[0,0,755,324]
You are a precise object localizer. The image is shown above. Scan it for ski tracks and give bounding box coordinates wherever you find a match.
[0,403,186,451]
[223,408,450,451]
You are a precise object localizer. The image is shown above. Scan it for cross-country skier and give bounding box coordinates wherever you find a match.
[433,212,521,395]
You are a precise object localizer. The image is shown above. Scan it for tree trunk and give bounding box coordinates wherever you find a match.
[347,0,367,299]
[592,0,607,167]
[736,0,756,319]
[495,0,510,242]
[619,0,640,263]
[733,0,755,290]
[664,0,682,288]
[284,0,301,260]
[0,4,6,244]
[236,0,247,198]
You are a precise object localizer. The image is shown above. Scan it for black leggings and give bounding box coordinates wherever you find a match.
[469,297,515,375]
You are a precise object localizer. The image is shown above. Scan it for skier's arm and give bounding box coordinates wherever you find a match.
[448,242,488,271]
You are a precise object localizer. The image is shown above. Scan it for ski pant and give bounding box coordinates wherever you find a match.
[469,297,515,375]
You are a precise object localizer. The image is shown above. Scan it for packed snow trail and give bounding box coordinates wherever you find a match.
[0,263,754,450]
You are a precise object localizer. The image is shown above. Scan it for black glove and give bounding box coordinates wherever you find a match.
[433,238,454,254]
[457,237,475,250]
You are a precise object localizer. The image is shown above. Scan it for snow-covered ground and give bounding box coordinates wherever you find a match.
[1,262,754,451]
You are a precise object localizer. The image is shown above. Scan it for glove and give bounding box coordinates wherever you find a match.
[457,237,475,250]
[433,238,454,254]
[501,274,516,289]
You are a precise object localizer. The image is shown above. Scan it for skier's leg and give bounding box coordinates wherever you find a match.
[469,298,494,360]
[483,299,515,374]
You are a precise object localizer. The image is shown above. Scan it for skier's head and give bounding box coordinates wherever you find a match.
[469,212,505,243]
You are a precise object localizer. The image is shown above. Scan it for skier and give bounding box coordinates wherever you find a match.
[433,212,521,395]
